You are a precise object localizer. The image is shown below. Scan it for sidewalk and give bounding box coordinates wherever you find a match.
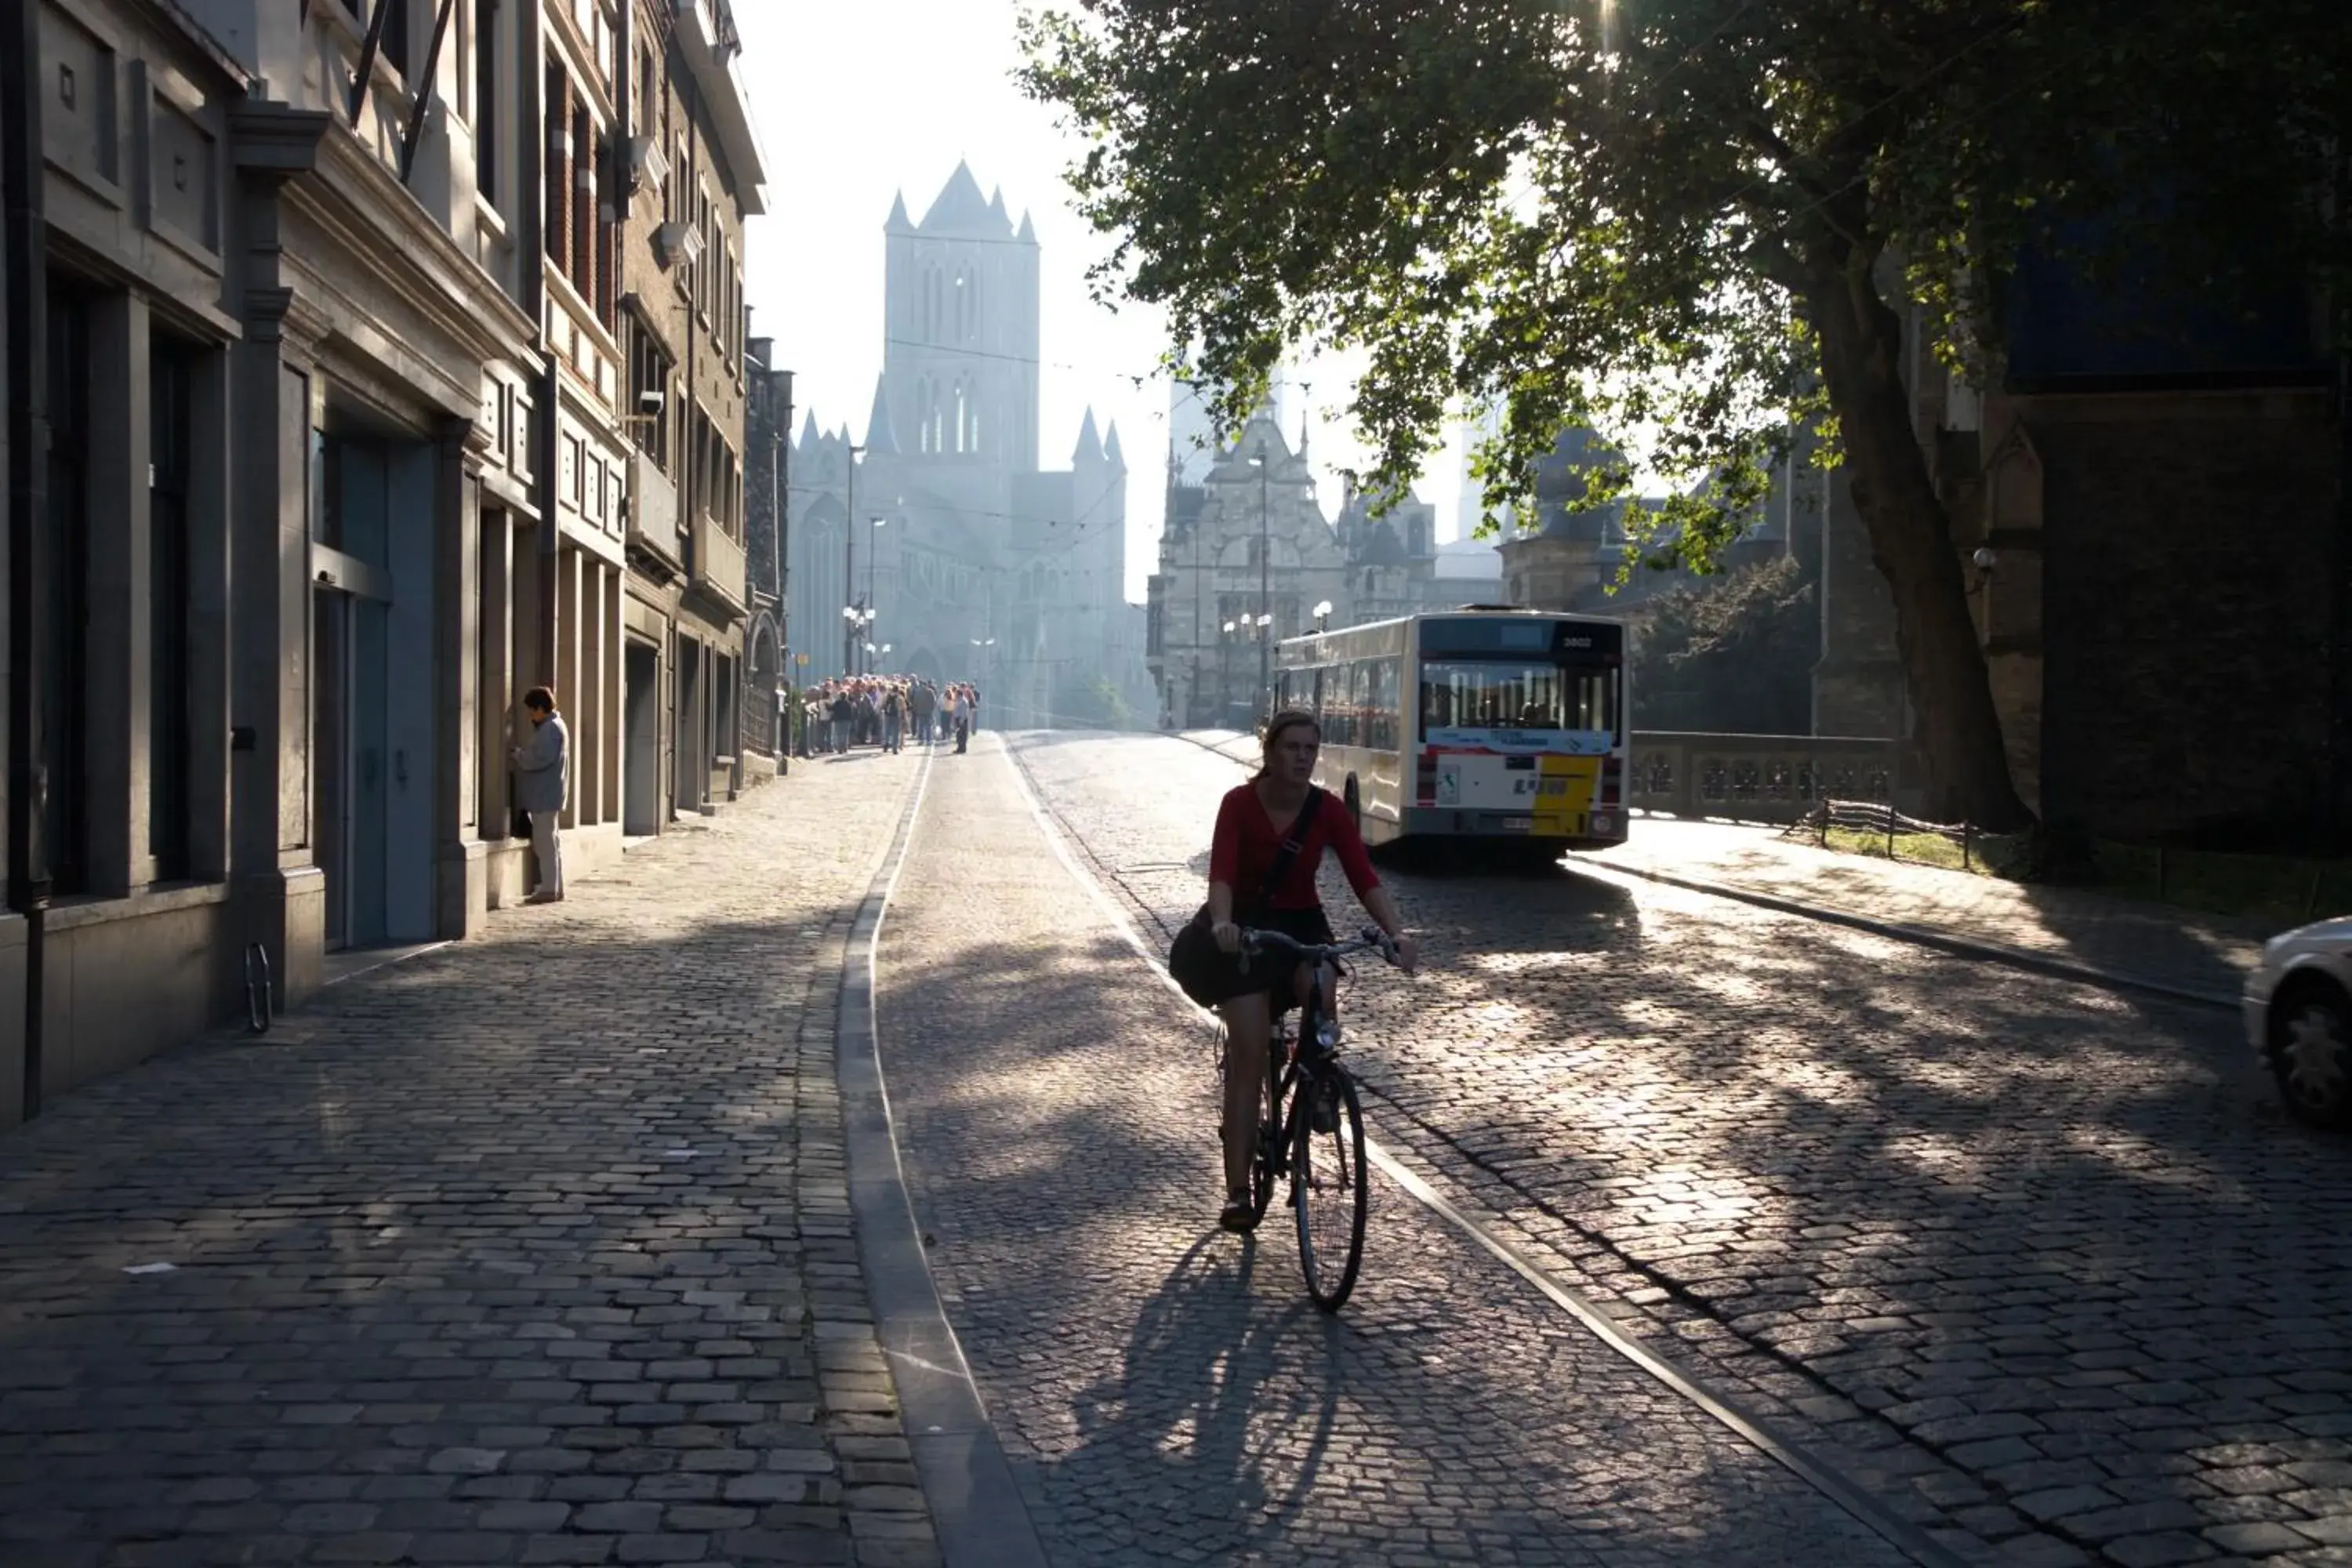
[0,750,939,1568]
[1578,817,2270,1003]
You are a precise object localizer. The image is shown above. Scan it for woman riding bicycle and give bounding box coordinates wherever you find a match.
[1201,710,1418,1232]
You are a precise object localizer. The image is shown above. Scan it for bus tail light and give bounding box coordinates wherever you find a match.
[1600,756,1623,805]
[1415,752,1438,805]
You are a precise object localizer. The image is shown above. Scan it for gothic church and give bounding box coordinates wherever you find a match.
[776,164,1154,726]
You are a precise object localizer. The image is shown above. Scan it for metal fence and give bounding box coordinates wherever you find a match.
[741,688,777,758]
[1628,731,1926,826]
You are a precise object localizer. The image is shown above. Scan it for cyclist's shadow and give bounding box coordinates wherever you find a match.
[1062,1232,1344,1552]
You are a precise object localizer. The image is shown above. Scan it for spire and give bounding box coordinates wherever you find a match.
[1103,421,1126,474]
[798,408,821,449]
[885,190,913,232]
[1073,407,1103,464]
[988,187,1010,230]
[1016,209,1037,245]
[920,160,996,234]
[864,373,899,456]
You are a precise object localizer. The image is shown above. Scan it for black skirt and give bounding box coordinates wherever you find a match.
[1187,905,1336,1008]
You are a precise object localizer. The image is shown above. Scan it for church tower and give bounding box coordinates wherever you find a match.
[881,162,1043,475]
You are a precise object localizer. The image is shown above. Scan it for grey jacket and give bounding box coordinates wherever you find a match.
[514,713,569,815]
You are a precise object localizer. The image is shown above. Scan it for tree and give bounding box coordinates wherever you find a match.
[1055,670,1134,731]
[1019,0,2348,829]
[1632,555,1815,735]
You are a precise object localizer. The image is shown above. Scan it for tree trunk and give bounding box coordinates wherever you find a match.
[1805,250,2035,831]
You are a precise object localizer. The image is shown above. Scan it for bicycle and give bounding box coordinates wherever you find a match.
[1225,925,1398,1312]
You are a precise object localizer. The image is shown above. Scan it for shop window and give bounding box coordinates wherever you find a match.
[148,336,196,881]
[42,285,93,894]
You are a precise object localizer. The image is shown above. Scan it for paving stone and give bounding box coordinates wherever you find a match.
[877,735,1921,1566]
[1011,730,2352,1566]
[0,762,932,1568]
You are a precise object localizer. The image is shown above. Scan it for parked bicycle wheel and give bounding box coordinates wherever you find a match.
[1292,1065,1367,1311]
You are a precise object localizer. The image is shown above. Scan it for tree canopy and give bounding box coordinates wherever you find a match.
[1632,554,1817,736]
[1020,0,2348,826]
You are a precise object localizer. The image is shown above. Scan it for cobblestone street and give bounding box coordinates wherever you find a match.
[0,753,938,1568]
[1010,731,2352,1568]
[876,735,1914,1567]
[5,726,2349,1568]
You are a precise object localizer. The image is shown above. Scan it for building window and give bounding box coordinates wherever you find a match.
[42,285,92,894]
[474,0,499,204]
[594,132,616,324]
[628,318,672,469]
[543,64,568,272]
[148,336,196,882]
[570,102,593,292]
[381,0,414,78]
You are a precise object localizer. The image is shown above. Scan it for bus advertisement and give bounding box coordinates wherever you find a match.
[1273,609,1628,853]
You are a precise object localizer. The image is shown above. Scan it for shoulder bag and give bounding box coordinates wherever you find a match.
[1167,787,1324,1006]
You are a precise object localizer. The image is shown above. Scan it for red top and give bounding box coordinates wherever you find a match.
[1208,784,1381,913]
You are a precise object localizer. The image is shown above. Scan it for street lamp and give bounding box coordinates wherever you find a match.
[1314,598,1334,632]
[868,516,887,637]
[1247,445,1274,717]
[844,443,865,677]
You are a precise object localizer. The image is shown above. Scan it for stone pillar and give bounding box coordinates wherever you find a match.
[557,547,582,829]
[85,292,151,895]
[226,105,332,1007]
[612,566,630,818]
[433,422,485,939]
[477,511,513,844]
[577,560,604,826]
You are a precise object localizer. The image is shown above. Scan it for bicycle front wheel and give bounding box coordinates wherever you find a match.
[1292,1065,1367,1312]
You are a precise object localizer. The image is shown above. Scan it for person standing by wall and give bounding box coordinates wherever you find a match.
[511,687,570,905]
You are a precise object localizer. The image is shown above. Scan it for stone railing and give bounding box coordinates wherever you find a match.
[1629,731,1926,825]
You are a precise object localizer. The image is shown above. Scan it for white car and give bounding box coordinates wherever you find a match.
[2245,916,2352,1128]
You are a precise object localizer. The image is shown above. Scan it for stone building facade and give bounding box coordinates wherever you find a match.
[741,339,791,764]
[0,0,769,1127]
[1145,410,1481,729]
[613,0,763,829]
[782,164,1154,728]
[1936,265,2346,844]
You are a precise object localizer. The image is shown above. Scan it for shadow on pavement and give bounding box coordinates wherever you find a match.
[0,898,875,1565]
[1004,731,2352,1560]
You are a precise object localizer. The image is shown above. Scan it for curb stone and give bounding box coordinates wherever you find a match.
[1559,853,2241,1013]
[839,742,1053,1568]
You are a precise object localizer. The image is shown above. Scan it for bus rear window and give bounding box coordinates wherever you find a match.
[1421,662,1618,739]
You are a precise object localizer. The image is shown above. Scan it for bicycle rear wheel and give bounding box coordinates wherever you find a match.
[1248,1052,1285,1226]
[1292,1065,1367,1312]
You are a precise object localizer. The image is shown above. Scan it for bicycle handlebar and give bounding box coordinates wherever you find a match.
[1238,925,1399,965]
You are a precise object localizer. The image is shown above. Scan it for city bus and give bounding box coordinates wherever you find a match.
[1272,608,1628,854]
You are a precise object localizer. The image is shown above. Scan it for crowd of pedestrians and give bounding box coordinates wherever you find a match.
[800,677,981,757]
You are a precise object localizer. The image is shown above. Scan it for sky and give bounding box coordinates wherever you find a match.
[729,0,1475,603]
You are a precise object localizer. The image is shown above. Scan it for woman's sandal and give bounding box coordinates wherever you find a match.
[1218,1194,1258,1233]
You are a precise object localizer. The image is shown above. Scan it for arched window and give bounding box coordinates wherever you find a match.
[953,383,967,454]
[913,379,928,452]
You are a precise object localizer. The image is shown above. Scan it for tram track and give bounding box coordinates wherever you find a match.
[997,730,1986,1568]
